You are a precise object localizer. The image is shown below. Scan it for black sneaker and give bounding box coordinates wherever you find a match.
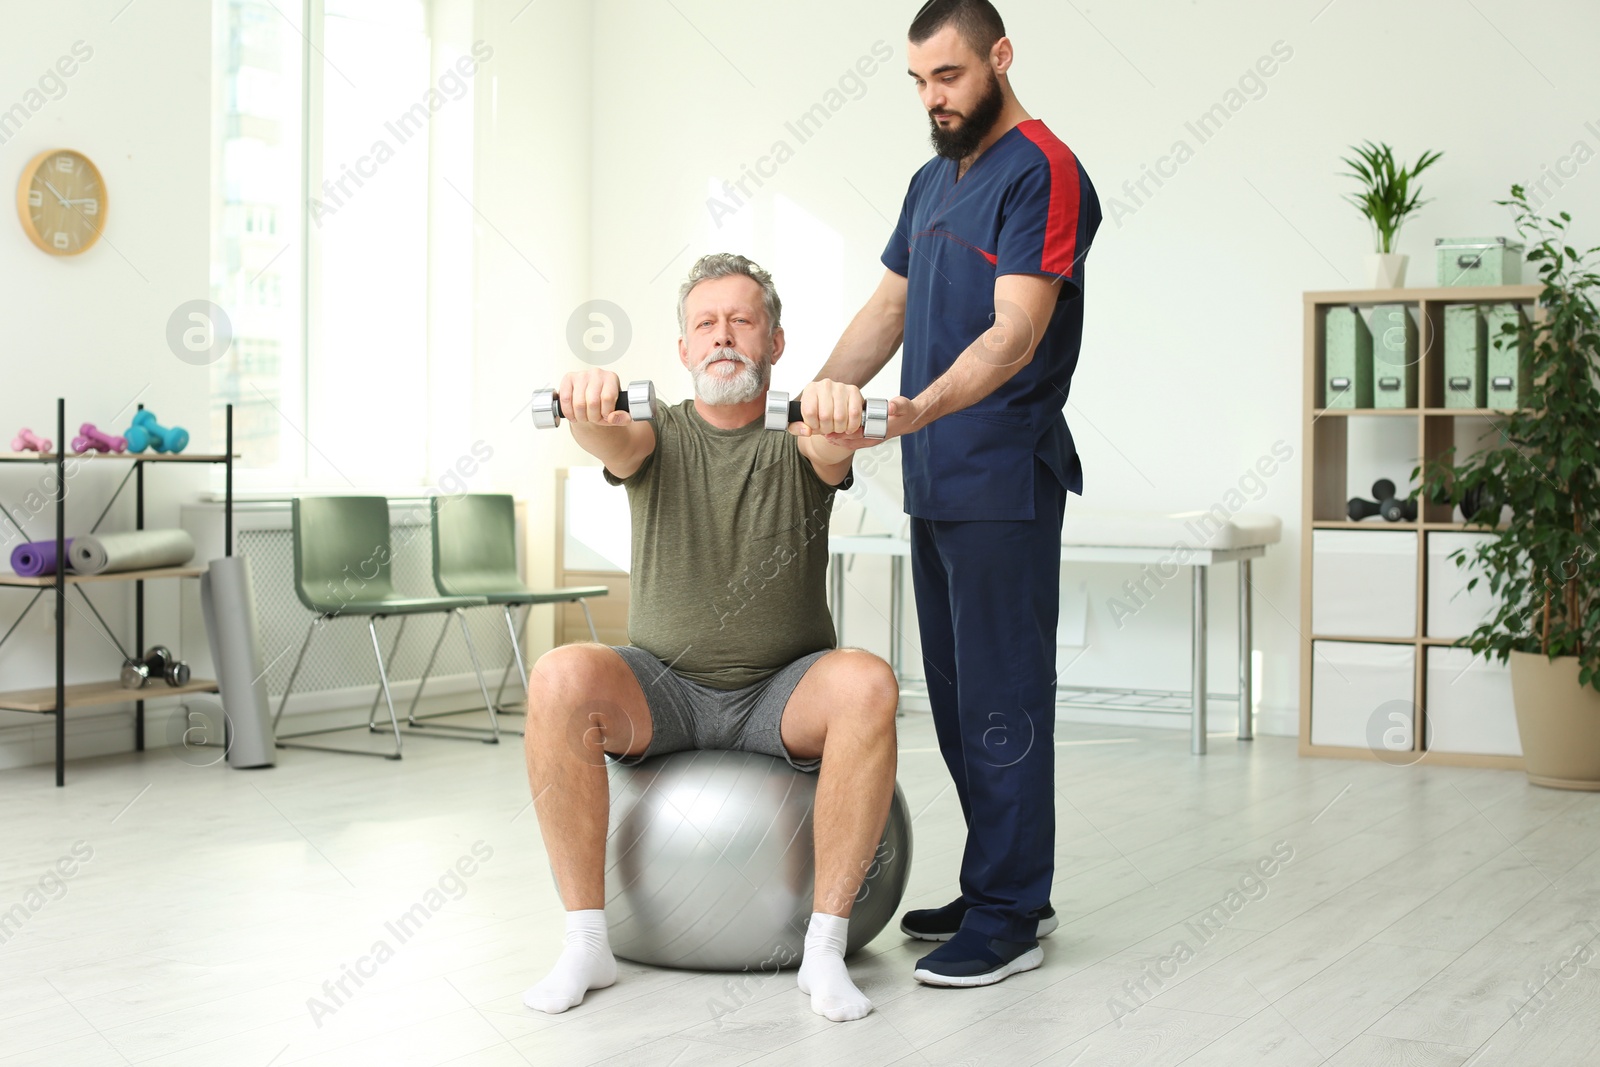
[913,928,1044,987]
[899,898,1059,942]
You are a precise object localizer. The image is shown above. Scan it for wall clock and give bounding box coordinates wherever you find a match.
[16,148,106,256]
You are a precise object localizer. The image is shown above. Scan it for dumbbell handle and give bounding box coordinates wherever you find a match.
[532,380,658,430]
[545,388,646,422]
[766,391,890,440]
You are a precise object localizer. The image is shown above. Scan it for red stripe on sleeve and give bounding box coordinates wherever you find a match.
[1017,120,1082,277]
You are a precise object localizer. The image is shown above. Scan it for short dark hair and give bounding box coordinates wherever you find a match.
[909,0,1007,58]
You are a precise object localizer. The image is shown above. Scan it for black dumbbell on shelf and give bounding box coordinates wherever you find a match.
[1426,481,1497,524]
[1348,479,1418,523]
[121,646,191,689]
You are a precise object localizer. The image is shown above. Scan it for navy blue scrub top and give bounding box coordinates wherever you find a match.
[882,119,1101,522]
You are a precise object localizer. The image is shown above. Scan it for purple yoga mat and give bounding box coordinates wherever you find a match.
[10,538,74,578]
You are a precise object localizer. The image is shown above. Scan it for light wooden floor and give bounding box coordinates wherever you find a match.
[1,712,1597,1066]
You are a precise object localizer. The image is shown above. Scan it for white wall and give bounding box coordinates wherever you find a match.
[0,1,212,765]
[566,0,1600,734]
[5,0,1599,771]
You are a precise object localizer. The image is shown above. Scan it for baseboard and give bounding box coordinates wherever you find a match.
[896,688,1297,739]
[0,672,502,775]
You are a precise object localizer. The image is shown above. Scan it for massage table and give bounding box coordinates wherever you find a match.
[827,487,1283,756]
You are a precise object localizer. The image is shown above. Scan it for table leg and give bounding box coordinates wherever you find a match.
[1238,558,1254,741]
[1192,565,1208,756]
[889,555,904,676]
[830,554,845,640]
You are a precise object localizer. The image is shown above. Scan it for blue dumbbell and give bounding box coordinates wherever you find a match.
[125,410,190,454]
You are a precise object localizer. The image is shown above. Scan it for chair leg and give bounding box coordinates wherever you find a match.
[368,617,405,759]
[492,603,526,709]
[503,603,531,699]
[404,609,513,742]
[457,608,501,742]
[272,617,321,732]
[406,614,453,726]
[366,616,409,730]
[274,615,404,759]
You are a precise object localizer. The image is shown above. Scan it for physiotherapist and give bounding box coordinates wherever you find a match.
[803,0,1102,988]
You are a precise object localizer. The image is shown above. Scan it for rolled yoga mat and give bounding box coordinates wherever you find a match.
[69,530,195,576]
[200,555,276,769]
[10,538,74,578]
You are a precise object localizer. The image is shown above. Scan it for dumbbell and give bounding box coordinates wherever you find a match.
[125,410,190,454]
[532,380,659,429]
[121,646,191,689]
[72,423,127,454]
[765,391,890,439]
[1429,481,1496,524]
[12,428,51,453]
[1460,484,1494,523]
[1347,479,1417,523]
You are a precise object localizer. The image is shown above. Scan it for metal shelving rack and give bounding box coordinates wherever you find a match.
[0,399,236,785]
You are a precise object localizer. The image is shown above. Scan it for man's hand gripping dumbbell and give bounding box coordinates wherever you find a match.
[532,375,889,439]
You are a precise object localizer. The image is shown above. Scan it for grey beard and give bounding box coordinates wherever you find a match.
[693,350,770,406]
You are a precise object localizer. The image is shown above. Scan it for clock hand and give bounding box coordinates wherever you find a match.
[42,180,71,207]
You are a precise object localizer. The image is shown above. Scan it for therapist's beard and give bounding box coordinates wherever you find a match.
[693,347,770,406]
[929,69,1005,160]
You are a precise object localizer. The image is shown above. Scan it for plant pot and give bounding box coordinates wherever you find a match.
[1367,252,1409,289]
[1508,650,1600,790]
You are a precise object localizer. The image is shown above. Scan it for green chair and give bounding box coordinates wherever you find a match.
[272,496,498,759]
[415,493,608,735]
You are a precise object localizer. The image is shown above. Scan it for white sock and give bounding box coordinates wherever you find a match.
[523,909,617,1014]
[797,912,872,1022]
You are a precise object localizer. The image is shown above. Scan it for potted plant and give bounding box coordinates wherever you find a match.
[1421,185,1600,790]
[1340,140,1444,289]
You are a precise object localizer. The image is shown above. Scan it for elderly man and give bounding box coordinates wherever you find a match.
[521,253,900,1023]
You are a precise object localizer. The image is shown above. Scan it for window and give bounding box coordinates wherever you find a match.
[212,0,306,476]
[212,0,441,489]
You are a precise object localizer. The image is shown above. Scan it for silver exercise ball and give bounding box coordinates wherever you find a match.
[603,749,913,971]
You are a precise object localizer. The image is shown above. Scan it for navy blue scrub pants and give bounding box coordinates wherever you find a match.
[910,457,1066,943]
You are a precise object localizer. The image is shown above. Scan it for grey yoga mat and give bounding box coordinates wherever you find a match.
[200,556,276,769]
[69,529,195,575]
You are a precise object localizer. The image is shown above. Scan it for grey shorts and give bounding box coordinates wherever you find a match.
[605,645,830,773]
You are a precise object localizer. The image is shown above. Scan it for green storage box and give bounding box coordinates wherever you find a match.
[1443,304,1487,408]
[1485,303,1530,409]
[1325,306,1372,408]
[1436,236,1524,287]
[1370,304,1418,409]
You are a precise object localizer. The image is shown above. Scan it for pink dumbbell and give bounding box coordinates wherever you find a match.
[72,423,127,454]
[11,428,52,453]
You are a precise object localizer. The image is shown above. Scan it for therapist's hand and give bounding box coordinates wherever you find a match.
[822,396,921,450]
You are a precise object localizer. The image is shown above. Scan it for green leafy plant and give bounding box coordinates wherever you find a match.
[1340,140,1444,254]
[1419,185,1600,689]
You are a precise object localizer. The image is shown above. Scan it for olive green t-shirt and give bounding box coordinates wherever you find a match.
[602,399,852,689]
